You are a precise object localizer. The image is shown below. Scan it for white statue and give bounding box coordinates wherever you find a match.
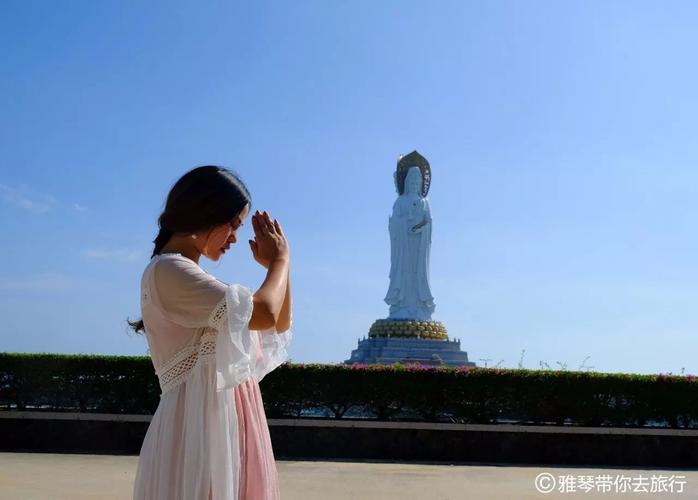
[384,164,435,320]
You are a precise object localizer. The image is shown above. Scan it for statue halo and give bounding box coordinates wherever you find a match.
[396,150,431,197]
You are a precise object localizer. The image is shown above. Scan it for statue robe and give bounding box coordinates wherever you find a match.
[384,193,435,320]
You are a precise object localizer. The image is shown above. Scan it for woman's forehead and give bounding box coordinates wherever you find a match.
[236,204,250,220]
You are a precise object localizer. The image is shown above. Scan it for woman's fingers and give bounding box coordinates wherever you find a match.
[251,216,261,238]
[254,212,270,237]
[262,211,276,233]
[253,210,284,240]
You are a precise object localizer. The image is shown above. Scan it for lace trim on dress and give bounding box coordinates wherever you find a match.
[208,295,228,330]
[156,329,218,395]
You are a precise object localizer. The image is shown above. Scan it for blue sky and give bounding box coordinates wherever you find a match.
[2,0,697,375]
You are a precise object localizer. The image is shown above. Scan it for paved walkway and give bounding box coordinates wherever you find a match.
[0,453,696,499]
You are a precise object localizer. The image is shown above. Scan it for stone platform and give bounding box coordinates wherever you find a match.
[344,336,476,367]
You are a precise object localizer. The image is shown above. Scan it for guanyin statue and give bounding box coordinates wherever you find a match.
[345,150,473,363]
[384,152,436,321]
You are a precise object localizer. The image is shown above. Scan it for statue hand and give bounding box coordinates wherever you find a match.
[411,225,423,233]
[411,220,428,233]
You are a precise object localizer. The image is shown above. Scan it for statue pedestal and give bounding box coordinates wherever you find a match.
[369,318,448,340]
[344,319,477,368]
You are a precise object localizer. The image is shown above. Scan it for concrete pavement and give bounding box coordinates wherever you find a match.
[0,453,696,499]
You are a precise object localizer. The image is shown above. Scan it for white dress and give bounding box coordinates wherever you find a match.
[133,253,292,500]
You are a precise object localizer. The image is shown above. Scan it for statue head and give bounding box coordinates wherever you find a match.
[396,151,431,196]
[405,166,423,195]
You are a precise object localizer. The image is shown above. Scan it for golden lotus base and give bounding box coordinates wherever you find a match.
[368,319,448,340]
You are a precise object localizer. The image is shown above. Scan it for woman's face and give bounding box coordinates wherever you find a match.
[204,203,251,260]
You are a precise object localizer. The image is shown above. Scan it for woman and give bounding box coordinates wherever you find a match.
[127,165,292,500]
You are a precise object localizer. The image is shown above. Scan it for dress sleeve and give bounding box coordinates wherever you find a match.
[212,284,293,391]
[152,256,228,329]
[152,255,292,391]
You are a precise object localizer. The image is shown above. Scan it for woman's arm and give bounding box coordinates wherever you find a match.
[275,267,292,333]
[247,210,291,331]
[249,256,289,331]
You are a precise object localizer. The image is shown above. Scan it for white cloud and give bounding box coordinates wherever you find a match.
[0,183,57,214]
[82,248,144,262]
[73,203,88,212]
[0,272,79,292]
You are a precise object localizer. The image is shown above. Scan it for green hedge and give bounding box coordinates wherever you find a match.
[1,353,697,428]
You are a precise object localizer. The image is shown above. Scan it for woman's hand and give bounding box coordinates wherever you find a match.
[249,210,290,269]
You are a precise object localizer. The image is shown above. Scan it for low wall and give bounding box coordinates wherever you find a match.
[1,412,696,467]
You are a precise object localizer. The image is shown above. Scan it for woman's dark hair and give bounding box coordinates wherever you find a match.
[127,165,252,334]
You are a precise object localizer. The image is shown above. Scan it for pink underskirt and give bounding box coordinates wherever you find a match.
[233,377,281,500]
